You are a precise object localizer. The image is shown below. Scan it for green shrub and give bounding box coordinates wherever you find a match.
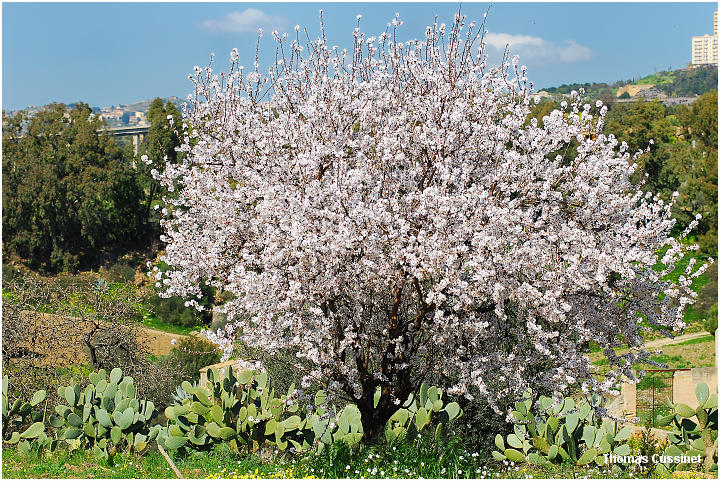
[656,382,718,474]
[164,336,221,384]
[147,295,202,327]
[492,389,634,467]
[446,393,513,458]
[159,366,363,454]
[704,303,717,336]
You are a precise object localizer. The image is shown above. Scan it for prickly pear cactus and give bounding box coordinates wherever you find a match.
[46,368,160,460]
[491,389,633,467]
[3,375,55,454]
[384,383,463,444]
[3,375,47,440]
[160,366,357,454]
[655,382,718,474]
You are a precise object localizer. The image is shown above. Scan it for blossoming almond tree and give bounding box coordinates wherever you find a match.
[151,13,708,435]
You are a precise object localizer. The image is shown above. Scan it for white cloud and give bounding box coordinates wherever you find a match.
[199,8,289,34]
[485,33,592,65]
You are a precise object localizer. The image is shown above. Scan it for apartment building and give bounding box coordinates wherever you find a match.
[691,10,718,66]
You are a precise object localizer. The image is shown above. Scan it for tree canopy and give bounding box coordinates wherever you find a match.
[153,14,707,435]
[2,103,145,271]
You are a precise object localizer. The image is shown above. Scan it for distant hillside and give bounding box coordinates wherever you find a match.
[542,65,717,99]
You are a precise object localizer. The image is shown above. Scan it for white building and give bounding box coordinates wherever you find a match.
[691,10,718,66]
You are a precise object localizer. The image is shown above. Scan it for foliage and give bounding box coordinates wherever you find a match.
[447,393,516,459]
[2,375,53,455]
[136,97,184,238]
[384,384,462,444]
[153,12,705,437]
[1,274,184,411]
[627,421,668,477]
[2,103,146,272]
[5,368,161,460]
[160,365,362,454]
[656,382,718,474]
[164,336,221,384]
[492,389,633,467]
[655,66,718,97]
[604,93,718,255]
[704,304,717,336]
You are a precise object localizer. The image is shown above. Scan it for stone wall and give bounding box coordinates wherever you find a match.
[672,366,718,407]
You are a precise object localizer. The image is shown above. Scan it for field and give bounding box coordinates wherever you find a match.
[3,440,714,480]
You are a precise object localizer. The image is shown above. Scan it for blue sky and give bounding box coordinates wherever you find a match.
[2,2,717,111]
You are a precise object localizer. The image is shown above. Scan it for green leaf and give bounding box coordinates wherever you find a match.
[565,413,579,433]
[664,444,684,458]
[414,407,429,431]
[206,422,221,439]
[492,450,507,461]
[219,427,237,441]
[533,436,550,454]
[255,372,268,389]
[314,390,327,406]
[507,433,523,449]
[6,432,21,444]
[96,408,113,429]
[696,407,709,428]
[163,436,188,450]
[656,414,675,427]
[495,433,505,451]
[577,448,597,466]
[111,426,122,445]
[237,370,253,384]
[527,453,547,465]
[578,402,592,420]
[675,403,696,418]
[30,390,46,406]
[548,444,559,461]
[210,404,223,424]
[581,425,597,446]
[191,401,210,415]
[64,386,76,406]
[613,444,631,456]
[696,383,710,406]
[504,448,526,463]
[67,413,82,427]
[63,428,83,440]
[615,425,633,442]
[443,402,461,421]
[194,387,212,407]
[109,368,122,385]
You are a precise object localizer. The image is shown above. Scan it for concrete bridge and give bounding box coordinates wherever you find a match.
[98,124,149,154]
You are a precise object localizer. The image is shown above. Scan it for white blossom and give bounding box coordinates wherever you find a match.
[152,13,704,423]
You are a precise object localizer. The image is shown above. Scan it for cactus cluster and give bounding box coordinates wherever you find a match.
[3,375,54,454]
[492,390,633,467]
[655,382,718,474]
[160,366,364,454]
[385,383,462,444]
[47,368,160,460]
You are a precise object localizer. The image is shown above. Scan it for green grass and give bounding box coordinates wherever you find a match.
[1,439,649,479]
[1,444,268,479]
[139,312,202,336]
[666,334,714,347]
[635,71,675,85]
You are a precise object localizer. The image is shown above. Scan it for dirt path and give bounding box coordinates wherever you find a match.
[642,331,711,349]
[134,325,194,356]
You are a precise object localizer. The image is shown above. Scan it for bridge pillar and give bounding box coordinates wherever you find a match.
[132,135,139,155]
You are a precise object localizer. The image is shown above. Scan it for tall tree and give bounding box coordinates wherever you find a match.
[152,15,706,436]
[139,98,183,226]
[2,103,145,271]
